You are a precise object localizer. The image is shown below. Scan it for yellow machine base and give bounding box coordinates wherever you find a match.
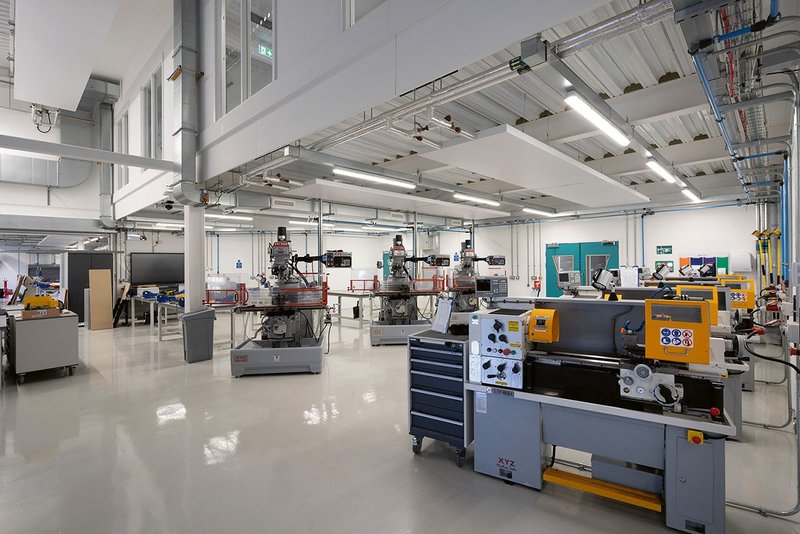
[543,467,662,512]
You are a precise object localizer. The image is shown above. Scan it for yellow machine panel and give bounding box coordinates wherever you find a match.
[528,308,559,343]
[22,295,59,310]
[645,299,710,365]
[720,279,756,309]
[676,285,719,326]
[717,273,742,282]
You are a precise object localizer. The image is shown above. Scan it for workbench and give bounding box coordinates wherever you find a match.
[328,290,375,325]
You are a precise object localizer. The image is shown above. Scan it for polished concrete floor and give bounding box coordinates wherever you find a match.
[0,317,798,534]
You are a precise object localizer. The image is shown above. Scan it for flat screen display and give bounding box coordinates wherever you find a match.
[130,253,184,285]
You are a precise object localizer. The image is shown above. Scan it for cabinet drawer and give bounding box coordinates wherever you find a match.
[411,389,463,421]
[410,370,464,396]
[411,411,463,440]
[410,358,463,378]
[409,346,464,365]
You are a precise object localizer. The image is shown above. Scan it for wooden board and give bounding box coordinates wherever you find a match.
[88,269,113,330]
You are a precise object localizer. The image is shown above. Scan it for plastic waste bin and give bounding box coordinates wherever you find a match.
[181,307,216,363]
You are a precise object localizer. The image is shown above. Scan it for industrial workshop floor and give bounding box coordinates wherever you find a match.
[0,321,797,534]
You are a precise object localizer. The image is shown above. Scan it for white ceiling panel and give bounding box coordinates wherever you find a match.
[14,0,121,110]
[420,124,649,208]
[283,179,508,220]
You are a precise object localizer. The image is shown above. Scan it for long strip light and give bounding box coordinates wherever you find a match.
[564,93,630,147]
[205,213,254,221]
[452,192,501,207]
[332,168,416,190]
[681,188,701,203]
[645,159,677,184]
[522,207,556,217]
[289,220,335,228]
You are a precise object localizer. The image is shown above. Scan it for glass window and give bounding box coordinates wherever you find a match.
[585,254,609,285]
[114,112,129,189]
[142,82,152,158]
[224,0,242,113]
[346,0,384,27]
[153,67,163,159]
[249,0,274,96]
[553,255,574,272]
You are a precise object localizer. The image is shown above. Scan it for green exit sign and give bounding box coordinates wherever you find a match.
[656,245,673,255]
[258,45,273,58]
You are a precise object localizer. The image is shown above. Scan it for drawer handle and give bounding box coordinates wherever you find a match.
[411,346,462,357]
[411,411,463,426]
[410,370,463,382]
[410,358,462,369]
[410,388,462,401]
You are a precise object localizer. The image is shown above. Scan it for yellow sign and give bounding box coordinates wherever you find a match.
[720,278,756,309]
[645,299,710,365]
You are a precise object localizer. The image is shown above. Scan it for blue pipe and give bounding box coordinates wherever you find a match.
[717,26,753,42]
[748,180,777,186]
[736,151,785,161]
[782,156,789,281]
[771,0,780,19]
[692,54,751,199]
[216,234,220,273]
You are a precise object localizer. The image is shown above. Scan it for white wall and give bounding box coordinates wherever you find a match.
[119,203,756,296]
[0,104,101,219]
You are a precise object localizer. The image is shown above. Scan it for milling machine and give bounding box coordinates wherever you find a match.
[370,234,449,345]
[447,240,507,326]
[231,226,351,376]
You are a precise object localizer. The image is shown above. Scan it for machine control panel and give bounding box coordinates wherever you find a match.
[485,255,506,266]
[479,310,528,359]
[619,364,683,407]
[322,250,352,268]
[480,357,524,390]
[475,276,509,299]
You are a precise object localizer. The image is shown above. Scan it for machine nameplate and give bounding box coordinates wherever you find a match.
[487,387,514,397]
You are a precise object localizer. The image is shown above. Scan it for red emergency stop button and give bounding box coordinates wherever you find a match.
[502,348,511,356]
[687,430,704,445]
[710,407,721,417]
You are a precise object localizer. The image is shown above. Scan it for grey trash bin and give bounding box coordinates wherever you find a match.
[181,307,216,363]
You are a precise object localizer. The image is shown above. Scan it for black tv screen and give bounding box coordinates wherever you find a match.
[130,253,184,285]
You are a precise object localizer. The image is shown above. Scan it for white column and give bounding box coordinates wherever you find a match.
[184,205,206,312]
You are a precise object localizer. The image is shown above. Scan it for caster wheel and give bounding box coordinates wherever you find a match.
[411,436,422,454]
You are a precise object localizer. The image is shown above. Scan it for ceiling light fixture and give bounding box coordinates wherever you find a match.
[332,168,416,190]
[452,192,501,207]
[646,159,677,183]
[522,207,556,217]
[564,92,630,147]
[681,188,701,203]
[205,214,254,221]
[289,220,335,228]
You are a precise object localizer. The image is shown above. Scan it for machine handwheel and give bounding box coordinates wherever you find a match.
[456,450,466,467]
[411,435,422,454]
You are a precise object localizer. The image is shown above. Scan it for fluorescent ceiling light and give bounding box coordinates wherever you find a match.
[332,168,416,190]
[522,207,555,217]
[205,213,253,221]
[289,220,335,228]
[360,226,391,231]
[453,192,501,207]
[681,188,701,202]
[646,160,677,183]
[154,223,184,229]
[564,93,630,147]
[212,228,238,232]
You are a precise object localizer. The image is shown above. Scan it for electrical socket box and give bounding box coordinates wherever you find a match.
[480,356,524,390]
[788,320,800,345]
[480,310,529,359]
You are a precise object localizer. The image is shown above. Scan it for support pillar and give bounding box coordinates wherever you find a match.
[184,205,206,312]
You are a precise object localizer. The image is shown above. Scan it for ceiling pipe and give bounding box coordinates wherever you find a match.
[551,0,674,57]
[308,62,522,151]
